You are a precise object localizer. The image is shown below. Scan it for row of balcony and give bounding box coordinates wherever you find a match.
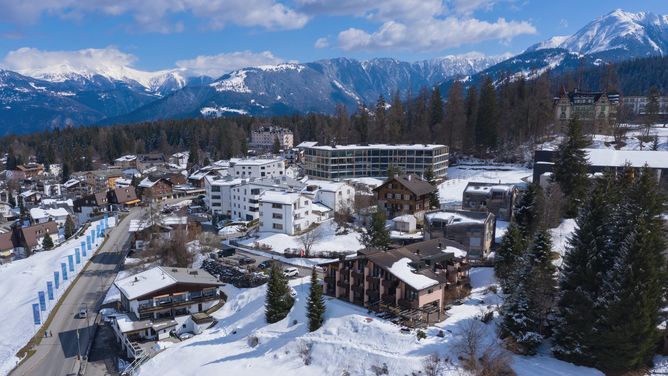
[137,291,217,312]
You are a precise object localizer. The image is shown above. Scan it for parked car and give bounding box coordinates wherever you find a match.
[283,267,299,278]
[238,256,256,265]
[258,260,277,270]
[217,246,236,258]
[178,332,194,340]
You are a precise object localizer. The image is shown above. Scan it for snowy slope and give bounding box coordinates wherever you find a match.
[0,217,116,376]
[528,9,668,60]
[138,268,602,376]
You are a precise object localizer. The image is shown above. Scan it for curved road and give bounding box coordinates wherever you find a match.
[11,208,144,376]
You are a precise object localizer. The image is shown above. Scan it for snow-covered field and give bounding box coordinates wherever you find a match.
[440,163,532,207]
[240,220,364,256]
[137,267,602,376]
[0,217,116,375]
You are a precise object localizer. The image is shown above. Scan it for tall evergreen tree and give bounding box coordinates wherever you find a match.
[552,182,615,366]
[423,167,440,209]
[526,230,557,336]
[265,263,295,323]
[444,81,466,151]
[429,87,444,137]
[64,215,76,239]
[41,232,54,250]
[552,118,590,218]
[306,267,326,332]
[475,76,498,151]
[514,184,544,238]
[494,223,526,290]
[464,85,478,153]
[359,211,390,250]
[272,136,281,154]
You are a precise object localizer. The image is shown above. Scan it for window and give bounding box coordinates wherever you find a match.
[272,213,283,219]
[272,203,282,209]
[272,223,283,230]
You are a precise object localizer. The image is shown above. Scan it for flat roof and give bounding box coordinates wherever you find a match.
[299,142,447,151]
[259,190,300,205]
[584,149,668,169]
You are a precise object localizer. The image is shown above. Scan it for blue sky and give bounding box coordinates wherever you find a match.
[0,0,667,77]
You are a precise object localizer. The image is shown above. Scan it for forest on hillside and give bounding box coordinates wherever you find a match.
[2,55,665,174]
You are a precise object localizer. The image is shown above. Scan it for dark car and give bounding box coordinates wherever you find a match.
[257,260,277,269]
[217,246,236,258]
[238,256,256,265]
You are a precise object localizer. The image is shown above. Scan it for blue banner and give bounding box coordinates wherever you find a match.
[86,235,91,251]
[38,291,46,311]
[61,263,68,281]
[75,248,80,264]
[104,213,109,228]
[67,255,74,272]
[46,281,54,300]
[81,241,86,257]
[32,303,41,325]
[54,271,59,289]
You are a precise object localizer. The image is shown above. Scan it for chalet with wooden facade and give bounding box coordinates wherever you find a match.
[374,174,436,220]
[321,239,469,325]
[138,177,174,201]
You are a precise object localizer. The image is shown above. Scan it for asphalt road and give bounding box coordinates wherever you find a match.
[11,208,144,376]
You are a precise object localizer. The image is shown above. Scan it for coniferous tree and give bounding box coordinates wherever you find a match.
[514,184,544,238]
[475,76,498,152]
[526,230,557,336]
[464,85,478,153]
[272,136,281,154]
[359,211,390,250]
[494,223,526,290]
[443,81,466,151]
[265,263,295,323]
[552,118,590,218]
[375,95,388,143]
[429,87,444,139]
[423,167,440,209]
[64,215,76,239]
[552,182,614,366]
[306,267,326,332]
[41,232,54,250]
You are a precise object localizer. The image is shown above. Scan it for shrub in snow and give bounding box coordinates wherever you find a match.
[422,353,444,376]
[416,330,427,341]
[247,335,259,348]
[370,363,389,375]
[299,342,313,366]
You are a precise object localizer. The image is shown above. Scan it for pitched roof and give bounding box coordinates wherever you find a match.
[21,221,58,248]
[114,266,221,300]
[375,174,436,196]
[110,186,138,204]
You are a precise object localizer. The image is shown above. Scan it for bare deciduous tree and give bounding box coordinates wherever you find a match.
[299,225,324,257]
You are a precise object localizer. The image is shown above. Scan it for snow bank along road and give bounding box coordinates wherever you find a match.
[9,208,144,376]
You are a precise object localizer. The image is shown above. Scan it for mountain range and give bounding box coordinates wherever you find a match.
[1,9,667,135]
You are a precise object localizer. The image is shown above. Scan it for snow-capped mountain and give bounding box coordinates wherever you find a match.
[527,9,668,60]
[102,55,505,124]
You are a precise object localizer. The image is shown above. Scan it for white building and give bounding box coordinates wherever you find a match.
[302,180,355,213]
[205,176,243,216]
[29,207,70,227]
[230,176,305,221]
[228,157,285,179]
[250,126,294,150]
[258,191,313,235]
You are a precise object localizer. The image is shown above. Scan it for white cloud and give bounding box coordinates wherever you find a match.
[0,0,309,33]
[338,17,536,51]
[450,0,498,15]
[1,46,138,76]
[314,37,329,49]
[175,50,290,77]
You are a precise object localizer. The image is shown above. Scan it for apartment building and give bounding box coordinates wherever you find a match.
[229,176,306,221]
[228,157,285,179]
[258,191,313,235]
[111,266,223,358]
[623,95,668,115]
[321,238,469,324]
[301,180,355,213]
[462,182,517,221]
[424,210,496,260]
[300,142,449,180]
[250,126,294,150]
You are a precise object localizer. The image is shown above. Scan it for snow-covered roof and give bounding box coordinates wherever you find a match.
[299,142,446,151]
[19,190,38,198]
[114,266,220,301]
[230,157,283,166]
[63,178,83,188]
[259,191,301,205]
[138,177,158,188]
[425,211,486,225]
[392,215,416,223]
[388,258,439,290]
[115,155,137,162]
[304,179,347,192]
[162,216,187,226]
[29,207,69,220]
[464,183,514,194]
[206,176,243,187]
[584,148,668,168]
[311,202,332,213]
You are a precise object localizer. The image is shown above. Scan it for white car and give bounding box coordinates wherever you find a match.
[283,267,299,278]
[179,332,194,340]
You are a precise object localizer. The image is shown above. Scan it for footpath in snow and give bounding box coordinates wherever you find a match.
[0,216,116,376]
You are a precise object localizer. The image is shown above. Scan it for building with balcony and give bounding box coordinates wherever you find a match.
[375,174,436,220]
[321,238,469,325]
[462,182,517,221]
[229,176,305,221]
[250,126,294,150]
[300,142,449,180]
[111,266,223,358]
[424,210,496,260]
[228,157,285,179]
[258,191,314,235]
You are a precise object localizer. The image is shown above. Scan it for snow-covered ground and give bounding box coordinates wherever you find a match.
[137,267,602,376]
[440,163,532,207]
[539,125,668,152]
[549,219,576,268]
[239,220,363,256]
[0,217,116,375]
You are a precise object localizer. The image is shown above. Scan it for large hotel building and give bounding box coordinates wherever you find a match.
[299,142,449,180]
